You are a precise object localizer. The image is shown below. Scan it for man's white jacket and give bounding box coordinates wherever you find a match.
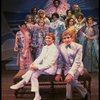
[33,43,59,75]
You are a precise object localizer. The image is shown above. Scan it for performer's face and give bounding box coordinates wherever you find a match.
[69,19,74,26]
[55,1,59,6]
[62,34,72,45]
[87,17,93,24]
[77,16,83,22]
[39,12,44,17]
[74,6,79,11]
[20,24,27,30]
[67,11,72,16]
[32,8,37,14]
[38,21,45,27]
[33,8,37,13]
[53,15,58,21]
[45,36,54,46]
[27,17,33,23]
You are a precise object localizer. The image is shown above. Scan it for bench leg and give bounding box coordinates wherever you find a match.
[14,90,19,98]
[51,82,54,93]
[88,80,91,94]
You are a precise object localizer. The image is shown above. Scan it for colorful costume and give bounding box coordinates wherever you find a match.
[31,24,50,59]
[44,0,70,17]
[77,22,99,72]
[49,19,66,45]
[14,30,32,69]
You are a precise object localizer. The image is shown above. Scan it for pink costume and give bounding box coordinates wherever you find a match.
[14,29,32,69]
[44,0,70,17]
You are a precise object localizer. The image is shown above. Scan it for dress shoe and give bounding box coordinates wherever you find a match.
[22,74,25,78]
[10,83,24,90]
[33,96,41,100]
[83,93,88,100]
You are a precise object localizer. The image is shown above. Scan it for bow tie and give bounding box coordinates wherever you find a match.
[65,44,71,49]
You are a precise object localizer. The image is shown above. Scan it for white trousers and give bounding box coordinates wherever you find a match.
[22,70,50,92]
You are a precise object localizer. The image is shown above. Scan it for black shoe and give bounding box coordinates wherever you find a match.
[83,93,88,100]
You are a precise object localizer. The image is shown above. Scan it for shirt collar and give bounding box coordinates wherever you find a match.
[64,43,72,49]
[46,43,55,48]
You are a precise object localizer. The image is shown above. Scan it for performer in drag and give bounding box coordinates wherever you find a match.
[14,22,32,70]
[44,0,70,18]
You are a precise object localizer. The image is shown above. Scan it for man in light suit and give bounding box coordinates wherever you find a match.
[55,30,88,100]
[10,32,59,100]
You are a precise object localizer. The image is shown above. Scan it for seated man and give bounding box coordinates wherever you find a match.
[10,32,59,100]
[55,30,88,100]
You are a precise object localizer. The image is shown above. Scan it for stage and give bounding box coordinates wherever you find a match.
[2,61,99,100]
